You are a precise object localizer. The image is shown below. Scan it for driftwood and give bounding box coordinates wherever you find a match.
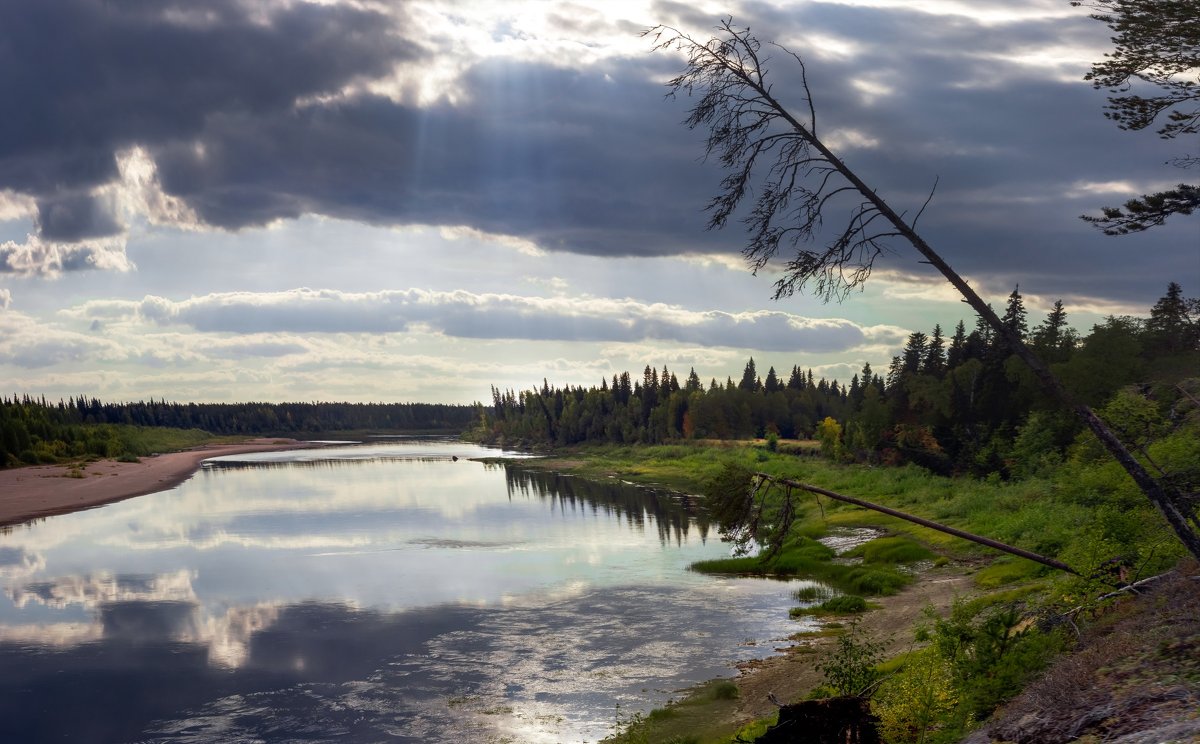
[751,472,1079,575]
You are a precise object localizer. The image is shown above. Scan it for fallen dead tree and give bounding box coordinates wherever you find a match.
[746,471,1079,576]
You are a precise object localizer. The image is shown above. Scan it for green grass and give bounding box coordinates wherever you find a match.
[691,538,911,596]
[790,594,871,617]
[112,425,229,456]
[844,536,935,564]
[973,557,1048,588]
[602,678,750,744]
[792,585,834,603]
[527,440,1183,586]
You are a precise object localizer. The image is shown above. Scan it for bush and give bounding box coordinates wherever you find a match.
[708,680,740,700]
[820,595,868,613]
[873,647,959,744]
[817,621,884,697]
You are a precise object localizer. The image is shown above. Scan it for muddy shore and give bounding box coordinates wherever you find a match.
[0,439,318,528]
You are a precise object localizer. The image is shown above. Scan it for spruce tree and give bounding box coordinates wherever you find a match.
[1001,286,1029,345]
[764,366,781,393]
[948,320,967,368]
[902,331,929,374]
[1031,300,1077,362]
[739,358,759,392]
[1146,282,1196,354]
[924,324,946,376]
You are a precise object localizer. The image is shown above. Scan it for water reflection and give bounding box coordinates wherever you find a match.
[501,466,711,547]
[0,440,806,743]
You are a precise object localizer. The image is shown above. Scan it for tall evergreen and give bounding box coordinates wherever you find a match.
[787,365,804,390]
[1146,282,1197,354]
[739,358,759,392]
[1031,300,1076,363]
[902,331,929,374]
[924,324,946,376]
[947,320,967,368]
[764,366,782,393]
[1000,286,1029,345]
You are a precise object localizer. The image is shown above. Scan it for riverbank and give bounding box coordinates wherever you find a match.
[503,441,1193,743]
[0,438,319,528]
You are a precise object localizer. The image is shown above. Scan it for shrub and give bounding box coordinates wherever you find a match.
[820,595,868,613]
[817,621,884,697]
[873,647,959,744]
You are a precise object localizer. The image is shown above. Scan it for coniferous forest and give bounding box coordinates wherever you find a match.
[0,399,475,467]
[476,283,1199,478]
[2,282,1195,480]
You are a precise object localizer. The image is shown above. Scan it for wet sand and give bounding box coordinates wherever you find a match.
[0,439,319,528]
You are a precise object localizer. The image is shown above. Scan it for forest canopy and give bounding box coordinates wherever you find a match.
[475,283,1199,479]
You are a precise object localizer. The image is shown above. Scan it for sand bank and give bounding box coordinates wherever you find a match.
[0,439,319,528]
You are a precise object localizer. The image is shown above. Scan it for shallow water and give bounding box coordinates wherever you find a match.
[0,440,813,743]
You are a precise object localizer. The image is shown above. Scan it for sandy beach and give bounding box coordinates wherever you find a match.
[0,439,319,528]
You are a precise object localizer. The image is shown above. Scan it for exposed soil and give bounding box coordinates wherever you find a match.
[730,565,975,727]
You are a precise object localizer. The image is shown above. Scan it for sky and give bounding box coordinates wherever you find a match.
[0,0,1195,405]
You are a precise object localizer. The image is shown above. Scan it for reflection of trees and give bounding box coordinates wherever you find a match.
[499,465,710,546]
[202,455,455,473]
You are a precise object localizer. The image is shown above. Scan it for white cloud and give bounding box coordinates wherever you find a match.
[63,287,890,353]
[0,235,133,277]
[0,190,35,222]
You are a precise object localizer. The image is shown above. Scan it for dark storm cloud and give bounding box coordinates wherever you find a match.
[36,192,124,241]
[0,0,416,243]
[682,1,1200,303]
[1,0,1193,303]
[147,60,719,256]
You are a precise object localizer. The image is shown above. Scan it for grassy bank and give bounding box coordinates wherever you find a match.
[513,439,1185,583]
[505,439,1191,743]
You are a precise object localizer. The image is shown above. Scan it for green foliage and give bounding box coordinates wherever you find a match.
[817,416,844,460]
[1080,0,1200,235]
[924,599,1067,722]
[792,584,833,603]
[707,681,740,701]
[817,621,885,698]
[845,537,934,564]
[1009,412,1064,480]
[475,285,1197,497]
[973,559,1045,589]
[816,595,868,614]
[837,565,910,595]
[692,535,910,597]
[873,647,959,744]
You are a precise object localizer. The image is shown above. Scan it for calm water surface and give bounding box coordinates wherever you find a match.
[0,440,812,743]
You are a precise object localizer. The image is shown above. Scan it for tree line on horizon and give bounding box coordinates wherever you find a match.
[475,282,1199,477]
[0,399,476,467]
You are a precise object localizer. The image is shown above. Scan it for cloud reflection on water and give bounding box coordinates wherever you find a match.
[0,441,806,742]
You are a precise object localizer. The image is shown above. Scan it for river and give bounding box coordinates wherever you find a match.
[0,439,813,743]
